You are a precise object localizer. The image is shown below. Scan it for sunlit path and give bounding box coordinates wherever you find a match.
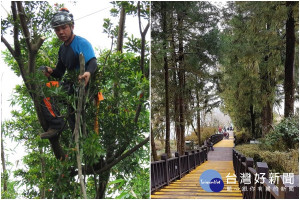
[151,131,242,199]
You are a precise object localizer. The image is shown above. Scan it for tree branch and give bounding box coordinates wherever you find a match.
[16,1,32,52]
[10,1,30,92]
[32,36,46,52]
[70,136,149,177]
[96,136,149,174]
[1,36,16,58]
[138,2,143,36]
[74,53,87,199]
[137,2,150,78]
[11,2,21,62]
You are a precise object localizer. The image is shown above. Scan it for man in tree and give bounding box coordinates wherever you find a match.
[40,8,97,139]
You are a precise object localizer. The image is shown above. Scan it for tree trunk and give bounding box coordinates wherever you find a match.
[261,100,273,137]
[151,125,158,161]
[284,1,296,117]
[117,6,126,53]
[177,7,185,155]
[250,104,256,139]
[196,87,201,146]
[39,147,46,198]
[161,2,171,158]
[138,1,150,77]
[169,14,181,155]
[96,171,110,199]
[174,96,181,154]
[260,22,274,137]
[1,129,7,192]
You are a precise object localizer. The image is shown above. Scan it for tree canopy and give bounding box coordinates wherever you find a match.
[219,1,299,138]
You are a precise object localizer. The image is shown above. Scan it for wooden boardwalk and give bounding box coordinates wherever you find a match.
[151,132,243,199]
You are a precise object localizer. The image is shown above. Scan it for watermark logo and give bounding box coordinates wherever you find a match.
[199,169,224,192]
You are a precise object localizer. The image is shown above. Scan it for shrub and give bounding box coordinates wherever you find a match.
[235,144,299,174]
[234,128,251,145]
[260,115,299,151]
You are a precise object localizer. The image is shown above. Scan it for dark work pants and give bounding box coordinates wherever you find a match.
[41,81,75,132]
[41,97,64,130]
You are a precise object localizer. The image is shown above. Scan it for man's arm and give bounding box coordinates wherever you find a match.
[51,58,66,79]
[86,58,97,74]
[78,58,97,86]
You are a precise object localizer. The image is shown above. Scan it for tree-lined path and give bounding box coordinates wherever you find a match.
[151,132,242,199]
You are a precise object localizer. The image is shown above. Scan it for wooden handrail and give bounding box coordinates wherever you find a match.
[151,133,224,193]
[232,149,299,199]
[151,146,208,192]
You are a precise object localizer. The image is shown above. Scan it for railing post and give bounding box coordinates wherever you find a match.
[253,162,269,199]
[246,157,254,169]
[204,146,208,161]
[175,152,182,179]
[185,151,190,171]
[244,157,254,199]
[256,162,269,179]
[278,175,299,199]
[196,149,200,166]
[199,147,203,163]
[191,150,196,169]
[161,154,170,186]
[232,149,236,172]
[237,153,246,186]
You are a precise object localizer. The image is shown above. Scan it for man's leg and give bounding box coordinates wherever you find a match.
[40,97,64,139]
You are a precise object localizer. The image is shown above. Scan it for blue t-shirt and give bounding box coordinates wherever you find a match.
[52,35,96,79]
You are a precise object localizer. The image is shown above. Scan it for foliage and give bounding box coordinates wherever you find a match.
[107,166,149,199]
[234,129,252,145]
[219,1,299,136]
[235,144,299,174]
[1,160,19,199]
[259,115,299,151]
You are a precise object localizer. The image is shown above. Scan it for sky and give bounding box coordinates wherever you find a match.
[0,0,149,189]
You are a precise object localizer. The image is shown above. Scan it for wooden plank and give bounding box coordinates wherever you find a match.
[151,195,243,199]
[151,135,242,199]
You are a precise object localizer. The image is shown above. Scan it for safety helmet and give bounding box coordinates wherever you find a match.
[51,8,74,28]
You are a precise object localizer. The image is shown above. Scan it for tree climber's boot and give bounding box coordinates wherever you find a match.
[40,128,59,139]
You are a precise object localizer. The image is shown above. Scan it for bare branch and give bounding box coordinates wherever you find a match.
[138,2,150,77]
[1,36,16,58]
[32,36,46,52]
[11,2,21,59]
[16,1,32,52]
[138,2,143,36]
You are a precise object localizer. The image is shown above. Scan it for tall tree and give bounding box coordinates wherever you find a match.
[220,1,299,137]
[151,1,220,156]
[162,8,172,158]
[284,1,298,117]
